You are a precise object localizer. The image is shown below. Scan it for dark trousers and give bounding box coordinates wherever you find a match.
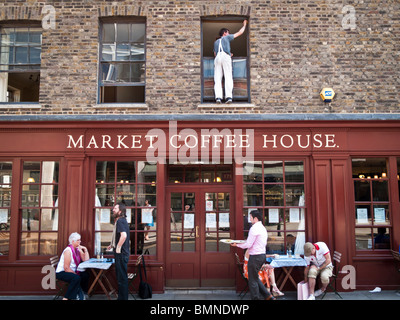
[56,270,89,300]
[248,254,272,300]
[114,253,129,300]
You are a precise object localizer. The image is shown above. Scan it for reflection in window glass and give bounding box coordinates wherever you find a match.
[94,161,157,256]
[352,158,391,250]
[20,161,59,256]
[0,162,12,255]
[243,160,306,255]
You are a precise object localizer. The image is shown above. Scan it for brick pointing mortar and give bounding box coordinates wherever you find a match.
[0,0,398,115]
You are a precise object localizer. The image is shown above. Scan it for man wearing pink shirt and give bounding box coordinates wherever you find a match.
[231,210,275,300]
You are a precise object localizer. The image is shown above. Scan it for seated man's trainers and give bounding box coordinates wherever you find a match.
[216,98,222,104]
[307,294,315,300]
[225,98,232,104]
[314,289,324,297]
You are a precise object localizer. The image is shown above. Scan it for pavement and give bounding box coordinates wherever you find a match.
[1,288,400,300]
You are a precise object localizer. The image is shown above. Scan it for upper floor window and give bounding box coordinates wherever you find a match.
[99,19,146,103]
[202,17,249,103]
[0,26,41,103]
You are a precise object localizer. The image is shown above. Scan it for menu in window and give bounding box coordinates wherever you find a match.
[356,208,368,224]
[374,208,386,223]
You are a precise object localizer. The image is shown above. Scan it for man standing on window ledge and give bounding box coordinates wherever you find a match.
[213,20,247,104]
[107,202,130,300]
[231,210,275,300]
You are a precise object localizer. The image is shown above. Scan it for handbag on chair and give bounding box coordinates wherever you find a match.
[138,256,152,299]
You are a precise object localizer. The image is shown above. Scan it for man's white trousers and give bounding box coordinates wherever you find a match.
[214,52,233,100]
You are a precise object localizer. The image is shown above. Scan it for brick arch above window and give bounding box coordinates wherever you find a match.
[0,6,42,22]
[199,4,251,17]
[97,5,148,18]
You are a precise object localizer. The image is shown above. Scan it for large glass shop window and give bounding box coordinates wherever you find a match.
[243,160,306,255]
[20,161,59,256]
[352,158,391,250]
[94,161,157,256]
[0,162,12,255]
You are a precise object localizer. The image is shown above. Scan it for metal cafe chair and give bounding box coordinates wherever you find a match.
[321,251,343,300]
[128,254,143,300]
[390,250,400,294]
[234,253,249,299]
[49,255,69,300]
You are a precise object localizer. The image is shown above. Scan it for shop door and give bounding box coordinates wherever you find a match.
[165,186,235,287]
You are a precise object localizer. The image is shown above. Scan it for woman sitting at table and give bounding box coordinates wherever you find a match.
[56,232,90,300]
[243,250,284,297]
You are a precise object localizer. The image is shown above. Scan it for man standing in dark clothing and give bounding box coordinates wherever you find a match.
[108,202,130,300]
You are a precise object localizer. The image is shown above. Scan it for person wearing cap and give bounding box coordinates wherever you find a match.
[303,242,333,300]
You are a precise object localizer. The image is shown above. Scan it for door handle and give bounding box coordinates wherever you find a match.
[195,226,199,238]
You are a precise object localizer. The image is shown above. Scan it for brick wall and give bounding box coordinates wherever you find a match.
[0,0,398,115]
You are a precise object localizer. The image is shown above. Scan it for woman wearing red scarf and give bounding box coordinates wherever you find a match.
[56,232,90,300]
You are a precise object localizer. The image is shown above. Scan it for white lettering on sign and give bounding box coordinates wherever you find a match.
[262,134,338,149]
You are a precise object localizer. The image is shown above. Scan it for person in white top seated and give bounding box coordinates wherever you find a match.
[56,232,90,300]
[303,242,333,300]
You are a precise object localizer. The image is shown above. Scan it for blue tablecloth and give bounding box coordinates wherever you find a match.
[269,256,307,268]
[77,258,114,272]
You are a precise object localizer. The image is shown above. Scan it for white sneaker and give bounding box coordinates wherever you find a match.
[314,289,324,297]
[307,294,315,300]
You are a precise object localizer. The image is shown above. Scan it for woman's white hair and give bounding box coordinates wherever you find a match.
[69,232,81,244]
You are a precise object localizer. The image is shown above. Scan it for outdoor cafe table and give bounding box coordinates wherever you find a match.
[78,258,117,300]
[269,255,307,291]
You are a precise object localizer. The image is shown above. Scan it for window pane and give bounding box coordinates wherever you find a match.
[117,161,135,183]
[130,44,145,60]
[41,208,58,231]
[373,205,390,225]
[20,232,38,255]
[102,24,115,42]
[40,185,58,207]
[96,161,115,183]
[131,24,145,42]
[95,185,115,207]
[101,43,115,61]
[244,184,262,206]
[116,24,130,42]
[0,231,10,255]
[265,184,284,206]
[352,158,387,178]
[354,180,370,201]
[373,227,390,249]
[372,180,388,202]
[285,161,304,182]
[264,161,283,182]
[355,228,372,250]
[42,161,59,183]
[15,29,29,45]
[30,46,41,64]
[116,184,135,206]
[355,205,370,225]
[285,184,304,207]
[137,161,156,183]
[130,62,145,82]
[15,46,28,64]
[243,161,262,182]
[116,44,130,61]
[40,232,57,255]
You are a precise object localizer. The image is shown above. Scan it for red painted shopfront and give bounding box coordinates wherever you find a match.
[0,119,399,295]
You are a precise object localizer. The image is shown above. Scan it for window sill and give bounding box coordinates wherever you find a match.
[94,103,149,110]
[0,103,41,109]
[198,102,256,112]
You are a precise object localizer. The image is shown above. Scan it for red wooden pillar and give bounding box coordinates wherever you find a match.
[63,155,86,244]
